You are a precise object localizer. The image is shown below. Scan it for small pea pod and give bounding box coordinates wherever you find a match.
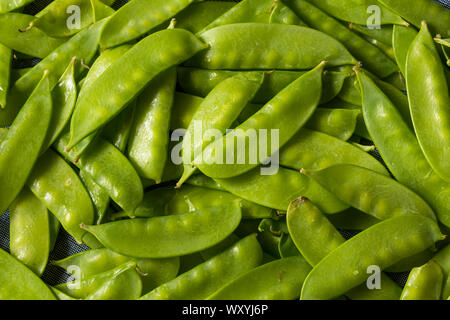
[392,25,418,77]
[0,73,52,215]
[0,0,35,13]
[0,44,11,109]
[79,170,109,225]
[128,69,177,182]
[140,234,263,300]
[301,214,443,300]
[400,261,443,300]
[406,22,450,182]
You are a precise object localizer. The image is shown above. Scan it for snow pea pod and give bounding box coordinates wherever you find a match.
[0,73,51,215]
[170,92,203,130]
[382,71,406,91]
[0,44,10,109]
[100,0,196,48]
[285,0,398,78]
[0,248,55,300]
[102,101,135,152]
[82,202,242,258]
[338,74,361,106]
[195,62,325,179]
[304,108,359,141]
[68,28,207,149]
[127,69,176,182]
[0,0,35,13]
[140,234,263,300]
[400,261,443,300]
[50,287,77,300]
[301,214,443,300]
[349,24,393,47]
[188,23,356,70]
[434,245,450,299]
[386,249,436,273]
[27,150,94,243]
[79,170,109,225]
[303,164,437,221]
[392,25,418,76]
[327,207,380,231]
[356,70,450,227]
[406,22,450,182]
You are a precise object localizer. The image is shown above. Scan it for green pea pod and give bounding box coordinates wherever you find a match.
[216,166,348,214]
[327,207,380,231]
[304,108,360,141]
[195,62,325,179]
[179,71,264,186]
[303,164,436,221]
[27,150,94,243]
[349,23,393,47]
[0,0,35,13]
[434,245,450,299]
[301,214,443,300]
[386,249,436,273]
[0,73,52,215]
[79,170,109,225]
[188,24,356,70]
[0,44,11,109]
[82,202,242,258]
[400,261,443,300]
[356,69,450,227]
[50,287,77,300]
[392,25,418,77]
[338,74,361,106]
[278,233,301,258]
[128,69,176,182]
[199,234,240,261]
[0,248,55,300]
[68,29,207,149]
[186,173,224,191]
[170,92,203,130]
[406,22,450,182]
[102,101,135,152]
[382,71,406,91]
[140,234,263,300]
[9,188,51,276]
[100,0,197,48]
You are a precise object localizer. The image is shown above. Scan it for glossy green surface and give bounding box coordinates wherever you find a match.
[392,25,418,76]
[0,43,11,109]
[400,260,443,300]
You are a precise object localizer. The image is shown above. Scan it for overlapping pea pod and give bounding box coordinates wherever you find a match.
[188,23,356,70]
[356,70,450,227]
[287,198,402,300]
[99,0,197,48]
[67,28,207,149]
[79,170,109,225]
[0,43,11,109]
[0,248,56,300]
[194,62,325,179]
[348,24,393,47]
[102,103,135,152]
[382,71,406,91]
[0,72,52,215]
[392,25,418,77]
[400,260,443,300]
[301,214,444,300]
[140,234,263,300]
[285,0,398,78]
[406,22,450,182]
[52,248,180,295]
[82,202,242,258]
[326,207,380,231]
[0,0,35,13]
[0,20,106,127]
[434,244,450,299]
[303,164,437,222]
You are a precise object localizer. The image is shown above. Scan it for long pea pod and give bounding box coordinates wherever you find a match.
[400,261,443,300]
[0,43,10,109]
[0,0,35,13]
[0,73,52,215]
[349,24,393,47]
[79,170,109,225]
[392,25,418,76]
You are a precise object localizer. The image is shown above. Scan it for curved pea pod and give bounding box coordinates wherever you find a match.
[378,0,450,38]
[0,248,55,300]
[9,188,51,276]
[400,261,443,300]
[356,69,450,227]
[195,62,325,179]
[0,44,11,109]
[303,164,437,222]
[27,150,94,244]
[128,69,176,182]
[100,0,197,48]
[392,25,418,77]
[301,214,443,300]
[280,129,388,175]
[188,23,356,70]
[79,170,109,225]
[216,166,348,214]
[101,101,135,152]
[208,256,311,300]
[406,22,450,182]
[140,234,263,300]
[82,202,242,258]
[434,245,450,299]
[68,29,207,149]
[304,108,360,141]
[349,24,393,47]
[0,0,35,13]
[0,73,52,215]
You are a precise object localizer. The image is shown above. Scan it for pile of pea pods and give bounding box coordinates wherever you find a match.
[0,0,449,301]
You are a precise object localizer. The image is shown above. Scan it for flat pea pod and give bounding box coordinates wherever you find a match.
[216,166,348,214]
[406,22,450,182]
[356,69,450,227]
[68,29,207,149]
[280,128,388,175]
[102,101,135,152]
[348,23,393,46]
[208,256,311,300]
[0,43,11,109]
[0,248,55,300]
[434,244,450,298]
[79,170,109,225]
[140,234,263,300]
[301,214,443,300]
[127,69,177,182]
[285,0,398,78]
[392,25,418,77]
[378,0,450,38]
[304,108,360,141]
[303,164,437,221]
[0,0,35,13]
[0,73,52,215]
[286,198,402,300]
[188,23,356,70]
[9,188,51,276]
[195,62,325,179]
[100,0,196,48]
[82,202,242,258]
[400,260,443,300]
[27,150,94,243]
